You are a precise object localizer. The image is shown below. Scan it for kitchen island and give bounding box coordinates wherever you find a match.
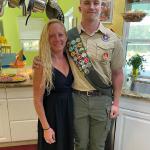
[0,78,150,148]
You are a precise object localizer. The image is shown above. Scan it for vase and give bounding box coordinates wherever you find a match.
[132,68,139,79]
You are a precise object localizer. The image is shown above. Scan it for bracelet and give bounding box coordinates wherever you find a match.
[43,127,50,130]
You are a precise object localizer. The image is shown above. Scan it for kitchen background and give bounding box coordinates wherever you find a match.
[0,0,150,150]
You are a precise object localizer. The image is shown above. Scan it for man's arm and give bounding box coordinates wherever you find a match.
[110,68,124,118]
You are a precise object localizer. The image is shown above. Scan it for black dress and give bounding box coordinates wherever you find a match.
[38,67,74,150]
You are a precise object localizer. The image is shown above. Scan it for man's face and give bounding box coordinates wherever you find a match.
[79,0,101,20]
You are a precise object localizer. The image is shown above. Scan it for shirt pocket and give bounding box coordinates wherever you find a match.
[96,43,114,65]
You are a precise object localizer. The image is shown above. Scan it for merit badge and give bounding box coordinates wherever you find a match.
[103,52,109,61]
[81,52,87,57]
[77,42,82,48]
[71,40,76,45]
[84,68,90,74]
[84,57,89,64]
[71,51,76,57]
[102,34,109,42]
[69,38,92,74]
[79,48,85,53]
[76,38,81,42]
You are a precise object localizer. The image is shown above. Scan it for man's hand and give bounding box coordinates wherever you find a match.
[110,104,119,119]
[32,56,42,69]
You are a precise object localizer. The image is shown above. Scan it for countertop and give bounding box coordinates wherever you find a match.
[0,78,33,88]
[0,79,150,101]
[122,89,150,101]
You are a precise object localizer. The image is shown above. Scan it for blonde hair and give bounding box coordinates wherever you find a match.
[39,19,66,92]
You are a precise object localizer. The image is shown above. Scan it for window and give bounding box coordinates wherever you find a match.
[124,1,150,77]
[18,17,45,51]
[64,7,74,31]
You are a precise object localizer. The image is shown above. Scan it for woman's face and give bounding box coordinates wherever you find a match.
[48,23,67,53]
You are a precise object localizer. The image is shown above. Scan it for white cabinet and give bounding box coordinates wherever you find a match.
[114,96,150,150]
[6,87,38,142]
[0,87,38,143]
[10,120,37,141]
[0,89,11,142]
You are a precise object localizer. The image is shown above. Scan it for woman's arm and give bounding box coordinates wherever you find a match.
[33,66,56,144]
[33,66,50,130]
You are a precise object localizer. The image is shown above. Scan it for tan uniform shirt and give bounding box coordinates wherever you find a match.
[69,23,125,91]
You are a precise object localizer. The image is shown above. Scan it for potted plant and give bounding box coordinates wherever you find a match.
[127,54,145,79]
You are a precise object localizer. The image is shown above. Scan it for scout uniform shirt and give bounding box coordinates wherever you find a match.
[69,23,125,91]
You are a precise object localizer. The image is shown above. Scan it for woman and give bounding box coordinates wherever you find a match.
[33,19,74,150]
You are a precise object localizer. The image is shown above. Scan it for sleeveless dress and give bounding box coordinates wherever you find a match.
[38,67,74,150]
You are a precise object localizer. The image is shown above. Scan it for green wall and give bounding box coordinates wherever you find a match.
[0,8,48,66]
[58,0,74,13]
[0,0,125,66]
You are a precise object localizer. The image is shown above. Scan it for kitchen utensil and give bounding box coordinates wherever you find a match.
[26,0,46,25]
[46,0,64,23]
[32,0,46,12]
[8,0,25,8]
[0,6,4,17]
[22,1,26,16]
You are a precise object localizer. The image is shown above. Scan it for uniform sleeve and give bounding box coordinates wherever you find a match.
[111,38,125,70]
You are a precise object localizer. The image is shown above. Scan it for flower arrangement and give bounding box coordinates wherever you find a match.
[127,54,146,78]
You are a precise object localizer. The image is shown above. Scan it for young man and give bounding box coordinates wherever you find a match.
[33,1,125,150]
[66,1,124,149]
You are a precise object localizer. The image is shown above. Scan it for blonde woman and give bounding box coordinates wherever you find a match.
[33,19,74,150]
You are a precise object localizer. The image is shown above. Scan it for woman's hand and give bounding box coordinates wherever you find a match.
[44,128,56,144]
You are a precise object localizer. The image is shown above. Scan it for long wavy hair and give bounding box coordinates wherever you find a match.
[39,19,67,92]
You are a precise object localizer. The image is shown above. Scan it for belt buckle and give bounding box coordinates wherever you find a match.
[86,91,92,96]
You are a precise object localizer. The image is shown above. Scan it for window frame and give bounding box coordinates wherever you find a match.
[123,0,150,78]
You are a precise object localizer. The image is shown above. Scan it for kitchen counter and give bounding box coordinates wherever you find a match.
[0,67,33,88]
[122,89,150,101]
[0,78,32,88]
[0,79,150,100]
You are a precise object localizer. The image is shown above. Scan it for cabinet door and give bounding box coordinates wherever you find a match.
[114,108,150,150]
[0,88,6,100]
[0,101,11,142]
[8,98,37,121]
[10,120,38,141]
[6,87,33,99]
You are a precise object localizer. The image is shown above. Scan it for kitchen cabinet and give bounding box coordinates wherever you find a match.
[114,96,150,150]
[6,87,38,142]
[0,87,38,143]
[0,88,11,142]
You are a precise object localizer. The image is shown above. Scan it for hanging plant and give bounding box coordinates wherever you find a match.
[122,11,147,22]
[127,0,142,3]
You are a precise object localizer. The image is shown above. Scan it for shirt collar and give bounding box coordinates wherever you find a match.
[77,22,107,35]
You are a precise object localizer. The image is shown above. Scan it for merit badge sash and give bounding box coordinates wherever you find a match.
[67,27,112,94]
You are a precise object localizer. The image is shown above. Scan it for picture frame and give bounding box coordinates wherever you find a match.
[100,0,114,23]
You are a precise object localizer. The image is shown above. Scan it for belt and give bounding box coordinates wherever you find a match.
[73,89,102,96]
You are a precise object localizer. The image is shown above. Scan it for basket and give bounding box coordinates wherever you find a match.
[122,11,146,22]
[127,0,141,3]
